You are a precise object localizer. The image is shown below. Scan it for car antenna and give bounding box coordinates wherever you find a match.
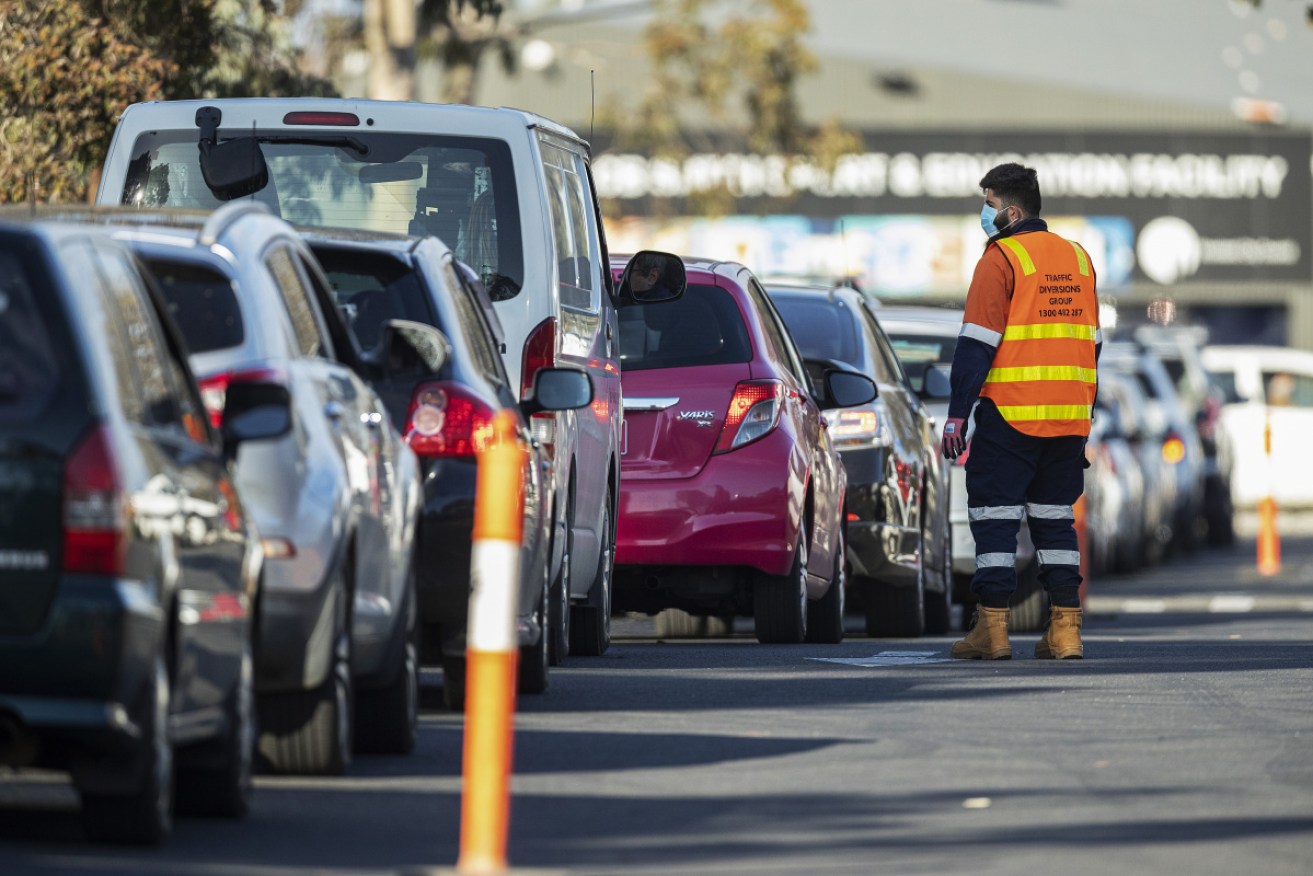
[590,69,596,145]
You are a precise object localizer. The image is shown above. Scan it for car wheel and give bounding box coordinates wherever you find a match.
[548,502,572,666]
[355,572,419,755]
[924,515,952,635]
[175,628,254,818]
[441,655,466,712]
[754,533,808,644]
[82,654,173,845]
[258,575,354,775]
[570,500,613,657]
[805,525,846,644]
[1009,559,1048,632]
[518,564,550,695]
[864,506,926,638]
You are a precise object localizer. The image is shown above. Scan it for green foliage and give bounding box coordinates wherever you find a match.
[603,0,861,217]
[0,0,334,205]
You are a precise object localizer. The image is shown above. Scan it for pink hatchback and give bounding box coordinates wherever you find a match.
[610,255,876,644]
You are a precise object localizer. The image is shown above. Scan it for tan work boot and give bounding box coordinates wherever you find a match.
[1035,605,1084,659]
[951,606,1012,660]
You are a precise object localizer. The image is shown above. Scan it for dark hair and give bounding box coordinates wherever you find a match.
[979,163,1041,216]
[632,252,665,275]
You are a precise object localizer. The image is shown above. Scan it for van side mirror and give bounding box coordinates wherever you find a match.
[921,364,952,400]
[196,106,270,201]
[616,250,686,307]
[521,368,593,417]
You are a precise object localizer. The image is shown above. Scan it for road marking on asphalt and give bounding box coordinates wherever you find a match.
[1116,599,1168,613]
[1209,595,1256,612]
[808,650,954,667]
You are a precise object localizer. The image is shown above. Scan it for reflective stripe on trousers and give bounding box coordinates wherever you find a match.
[966,399,1086,602]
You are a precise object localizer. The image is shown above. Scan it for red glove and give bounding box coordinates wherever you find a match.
[941,417,967,460]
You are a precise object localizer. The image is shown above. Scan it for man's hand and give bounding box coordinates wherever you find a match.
[941,417,967,460]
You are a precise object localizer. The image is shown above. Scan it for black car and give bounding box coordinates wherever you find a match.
[305,230,591,709]
[0,217,276,843]
[766,283,953,637]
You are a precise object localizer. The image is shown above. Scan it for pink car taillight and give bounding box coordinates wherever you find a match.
[715,379,784,453]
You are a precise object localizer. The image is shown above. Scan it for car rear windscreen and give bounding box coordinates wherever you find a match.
[885,332,958,385]
[771,296,860,365]
[314,249,439,353]
[618,283,751,372]
[0,247,62,421]
[145,259,245,354]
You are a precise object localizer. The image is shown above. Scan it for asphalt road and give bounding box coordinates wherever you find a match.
[3,513,1312,876]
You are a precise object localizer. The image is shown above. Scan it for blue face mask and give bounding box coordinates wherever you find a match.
[980,203,1000,237]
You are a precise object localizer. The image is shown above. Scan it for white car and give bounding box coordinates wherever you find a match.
[96,98,647,658]
[1200,345,1313,508]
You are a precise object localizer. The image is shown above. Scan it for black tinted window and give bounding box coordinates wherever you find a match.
[144,259,244,354]
[266,246,324,357]
[885,331,957,385]
[0,247,61,421]
[772,296,860,366]
[315,248,437,353]
[618,283,751,372]
[445,260,507,386]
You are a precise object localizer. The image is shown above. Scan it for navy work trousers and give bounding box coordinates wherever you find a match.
[965,399,1085,606]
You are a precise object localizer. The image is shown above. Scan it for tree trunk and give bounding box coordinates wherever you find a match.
[365,0,416,101]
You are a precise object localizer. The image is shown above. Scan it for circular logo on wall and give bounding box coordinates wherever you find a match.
[1136,216,1202,285]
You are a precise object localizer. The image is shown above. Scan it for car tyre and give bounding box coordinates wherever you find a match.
[805,526,846,644]
[923,515,952,635]
[441,655,466,712]
[258,578,354,775]
[81,654,173,845]
[570,501,613,657]
[175,630,254,818]
[518,564,550,696]
[355,573,419,755]
[754,534,808,644]
[548,500,572,666]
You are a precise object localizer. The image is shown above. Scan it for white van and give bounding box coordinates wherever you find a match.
[97,99,640,656]
[1200,344,1313,509]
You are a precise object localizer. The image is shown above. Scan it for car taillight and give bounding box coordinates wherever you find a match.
[62,424,127,575]
[715,380,784,453]
[521,317,558,454]
[1162,431,1186,464]
[197,368,288,429]
[826,402,888,449]
[404,381,496,458]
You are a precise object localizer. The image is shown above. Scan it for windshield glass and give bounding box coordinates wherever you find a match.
[121,131,525,298]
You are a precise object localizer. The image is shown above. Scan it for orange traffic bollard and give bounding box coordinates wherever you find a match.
[458,409,527,876]
[1257,413,1280,577]
[1073,494,1089,606]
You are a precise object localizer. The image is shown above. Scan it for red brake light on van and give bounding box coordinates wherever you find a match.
[62,424,127,576]
[521,317,558,455]
[404,381,496,458]
[282,111,360,126]
[198,368,288,429]
[715,380,784,453]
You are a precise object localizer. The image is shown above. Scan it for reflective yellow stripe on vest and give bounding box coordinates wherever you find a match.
[994,404,1092,421]
[1002,323,1099,342]
[986,365,1098,384]
[997,237,1036,275]
[1070,241,1090,277]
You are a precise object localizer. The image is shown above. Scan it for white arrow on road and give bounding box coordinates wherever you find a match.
[808,650,954,667]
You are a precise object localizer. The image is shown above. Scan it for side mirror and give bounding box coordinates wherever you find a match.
[221,380,292,455]
[823,369,878,409]
[921,364,952,400]
[370,319,451,376]
[196,106,269,201]
[616,250,687,307]
[521,367,593,417]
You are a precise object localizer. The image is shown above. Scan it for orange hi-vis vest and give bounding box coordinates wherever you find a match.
[979,231,1099,438]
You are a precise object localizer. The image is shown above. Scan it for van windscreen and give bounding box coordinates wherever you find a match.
[121,131,525,300]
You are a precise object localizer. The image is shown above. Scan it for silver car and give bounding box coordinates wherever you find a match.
[110,203,426,774]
